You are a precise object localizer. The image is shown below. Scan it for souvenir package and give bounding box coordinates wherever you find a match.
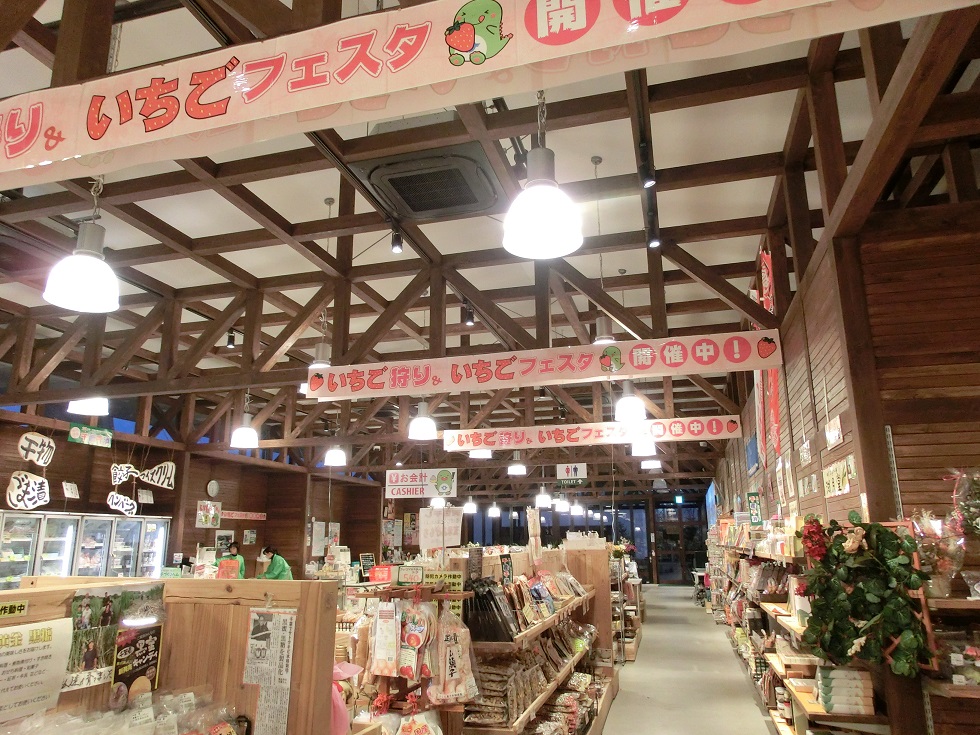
[932,630,980,685]
[397,710,443,735]
[397,600,437,680]
[370,601,401,677]
[353,710,402,735]
[464,578,520,642]
[427,606,479,705]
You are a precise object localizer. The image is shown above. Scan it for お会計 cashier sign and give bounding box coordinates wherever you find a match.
[0,0,969,189]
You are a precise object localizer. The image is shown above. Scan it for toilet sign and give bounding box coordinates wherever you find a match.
[557,463,587,487]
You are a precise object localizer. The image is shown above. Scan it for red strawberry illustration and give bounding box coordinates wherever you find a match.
[446,21,476,52]
[399,664,414,678]
[726,420,739,433]
[599,354,612,369]
[309,373,324,392]
[757,337,777,359]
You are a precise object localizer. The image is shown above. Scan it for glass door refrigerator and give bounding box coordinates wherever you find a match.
[0,514,41,589]
[138,518,169,578]
[74,516,114,577]
[108,518,143,577]
[34,515,80,577]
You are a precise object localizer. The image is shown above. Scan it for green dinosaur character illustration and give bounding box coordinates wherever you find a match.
[434,469,456,496]
[445,0,512,66]
[599,346,623,373]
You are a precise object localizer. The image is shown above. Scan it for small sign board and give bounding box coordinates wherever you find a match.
[67,422,112,448]
[556,463,586,486]
[62,482,80,499]
[747,492,763,527]
[137,488,154,504]
[396,565,424,586]
[824,415,843,449]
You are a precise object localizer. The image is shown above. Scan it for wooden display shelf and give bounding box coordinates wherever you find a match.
[927,597,980,611]
[583,670,619,735]
[765,652,786,678]
[768,710,795,735]
[783,680,889,725]
[349,584,474,602]
[761,602,807,636]
[925,680,980,699]
[471,590,595,655]
[723,545,803,565]
[624,624,642,662]
[463,647,589,735]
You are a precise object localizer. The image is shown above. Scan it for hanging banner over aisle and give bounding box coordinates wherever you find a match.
[310,330,781,400]
[0,0,962,189]
[445,415,741,451]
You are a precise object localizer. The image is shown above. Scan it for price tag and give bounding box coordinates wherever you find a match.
[133,692,153,710]
[952,674,967,686]
[951,653,965,666]
[176,691,196,714]
[155,714,179,735]
[129,708,154,726]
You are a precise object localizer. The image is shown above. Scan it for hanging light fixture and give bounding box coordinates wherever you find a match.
[463,302,475,327]
[503,90,582,260]
[648,219,661,249]
[570,500,584,516]
[43,177,120,313]
[324,445,347,467]
[614,380,646,423]
[535,486,552,509]
[631,436,657,457]
[469,448,492,459]
[430,496,447,509]
[230,393,259,449]
[226,329,236,348]
[511,509,519,519]
[641,458,662,470]
[488,502,501,518]
[554,495,570,513]
[67,396,109,416]
[508,451,527,475]
[463,497,477,514]
[593,315,615,345]
[310,310,331,369]
[391,230,403,255]
[408,401,437,440]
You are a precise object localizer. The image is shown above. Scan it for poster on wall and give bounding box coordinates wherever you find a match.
[393,519,403,547]
[243,529,257,546]
[0,618,71,724]
[311,522,326,557]
[326,522,340,547]
[745,435,760,477]
[418,507,464,552]
[68,422,112,448]
[62,583,164,692]
[196,500,221,528]
[215,531,234,556]
[381,520,397,549]
[403,514,418,546]
[112,624,162,706]
[825,415,844,449]
[244,608,297,735]
[747,492,763,527]
[17,432,55,466]
[822,457,853,498]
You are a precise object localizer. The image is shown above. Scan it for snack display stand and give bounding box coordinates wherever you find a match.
[16,575,337,732]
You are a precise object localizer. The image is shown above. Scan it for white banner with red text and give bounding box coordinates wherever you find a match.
[0,0,969,189]
[444,415,742,451]
[309,329,781,400]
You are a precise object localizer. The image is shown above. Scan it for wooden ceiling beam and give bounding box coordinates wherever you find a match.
[444,268,536,352]
[0,0,47,57]
[167,293,247,378]
[209,0,292,37]
[12,17,56,68]
[341,270,430,365]
[254,283,334,372]
[51,0,114,87]
[91,300,168,385]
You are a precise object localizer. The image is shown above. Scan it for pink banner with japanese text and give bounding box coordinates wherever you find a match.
[308,329,782,400]
[444,415,742,450]
[0,0,969,189]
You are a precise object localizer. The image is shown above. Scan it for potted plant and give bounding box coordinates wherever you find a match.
[796,512,933,677]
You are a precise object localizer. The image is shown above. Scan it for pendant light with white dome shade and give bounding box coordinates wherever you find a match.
[462,497,477,514]
[503,91,582,260]
[614,380,646,423]
[324,446,347,467]
[408,401,437,440]
[67,396,109,416]
[43,177,120,313]
[230,392,259,449]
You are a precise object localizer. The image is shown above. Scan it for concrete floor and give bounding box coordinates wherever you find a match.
[604,585,772,735]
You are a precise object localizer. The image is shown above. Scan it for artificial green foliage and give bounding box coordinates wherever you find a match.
[796,511,933,677]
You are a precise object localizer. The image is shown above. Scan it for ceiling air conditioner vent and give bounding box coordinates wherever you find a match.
[359,146,500,220]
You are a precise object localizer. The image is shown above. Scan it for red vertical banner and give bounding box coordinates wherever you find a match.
[751,289,767,471]
[759,251,782,457]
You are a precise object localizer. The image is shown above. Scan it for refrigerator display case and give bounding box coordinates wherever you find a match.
[139,518,169,578]
[75,516,114,576]
[0,514,41,589]
[34,515,80,577]
[109,518,143,577]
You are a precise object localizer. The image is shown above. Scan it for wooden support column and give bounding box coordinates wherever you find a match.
[136,396,153,436]
[783,167,814,277]
[807,72,848,216]
[430,268,446,358]
[51,0,115,87]
[0,1,46,51]
[157,300,182,379]
[291,0,341,30]
[858,23,905,112]
[167,451,194,560]
[942,142,978,202]
[80,314,107,387]
[332,180,355,364]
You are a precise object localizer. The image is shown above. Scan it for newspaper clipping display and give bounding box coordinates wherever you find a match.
[244,608,297,735]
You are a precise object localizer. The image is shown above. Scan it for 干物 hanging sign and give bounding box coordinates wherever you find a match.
[107,491,138,517]
[0,0,946,190]
[110,461,176,490]
[310,330,782,401]
[444,415,741,451]
[385,468,458,499]
[6,471,50,510]
[17,432,55,466]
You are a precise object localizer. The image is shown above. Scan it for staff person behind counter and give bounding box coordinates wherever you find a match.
[256,545,293,580]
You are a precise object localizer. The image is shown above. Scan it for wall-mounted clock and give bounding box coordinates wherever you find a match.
[206,480,220,498]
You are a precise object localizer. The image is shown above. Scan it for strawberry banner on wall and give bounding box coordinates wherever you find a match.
[0,0,968,189]
[444,415,742,451]
[307,329,782,401]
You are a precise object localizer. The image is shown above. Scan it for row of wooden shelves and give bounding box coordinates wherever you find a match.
[471,589,596,655]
